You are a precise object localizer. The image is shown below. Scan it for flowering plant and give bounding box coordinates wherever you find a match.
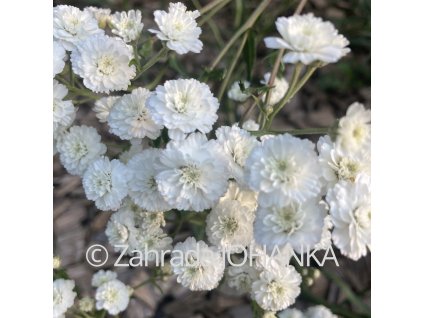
[53,1,370,317]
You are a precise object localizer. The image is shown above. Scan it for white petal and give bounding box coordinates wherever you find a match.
[263,37,292,50]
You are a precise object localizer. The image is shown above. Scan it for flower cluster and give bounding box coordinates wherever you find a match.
[110,10,144,43]
[92,270,132,315]
[53,278,76,318]
[319,103,371,260]
[171,236,225,291]
[105,198,172,261]
[53,80,76,138]
[70,34,136,93]
[53,2,369,316]
[148,2,202,54]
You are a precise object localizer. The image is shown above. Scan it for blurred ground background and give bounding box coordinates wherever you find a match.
[53,0,370,317]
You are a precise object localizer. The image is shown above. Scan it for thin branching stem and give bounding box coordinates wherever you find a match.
[263,49,285,108]
[217,32,249,101]
[294,0,309,15]
[321,269,371,315]
[133,47,168,80]
[209,0,272,70]
[289,64,319,96]
[198,0,231,26]
[263,62,320,129]
[263,0,308,108]
[132,277,155,290]
[240,99,259,125]
[250,127,329,136]
[263,63,303,129]
[199,0,229,15]
[191,0,225,47]
[66,85,99,100]
[145,67,166,90]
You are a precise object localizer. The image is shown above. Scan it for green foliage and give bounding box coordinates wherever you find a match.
[149,128,169,149]
[53,268,69,280]
[251,300,265,318]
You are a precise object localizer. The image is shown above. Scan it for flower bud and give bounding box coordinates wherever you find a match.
[53,256,61,269]
[79,297,94,312]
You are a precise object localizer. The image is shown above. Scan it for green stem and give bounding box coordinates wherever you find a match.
[290,64,319,96]
[263,63,303,129]
[132,37,141,70]
[198,0,231,26]
[171,212,185,237]
[217,32,249,101]
[234,0,243,28]
[73,98,93,105]
[69,63,75,87]
[151,280,164,294]
[132,277,155,290]
[207,19,225,48]
[78,312,91,318]
[263,63,320,130]
[132,275,164,294]
[189,219,205,226]
[258,108,266,129]
[321,269,371,315]
[57,75,100,100]
[199,0,229,15]
[209,0,272,70]
[295,0,309,15]
[67,86,100,100]
[240,100,259,125]
[263,49,285,108]
[75,77,84,89]
[134,47,168,80]
[250,127,329,136]
[56,74,71,86]
[192,0,225,47]
[145,67,166,90]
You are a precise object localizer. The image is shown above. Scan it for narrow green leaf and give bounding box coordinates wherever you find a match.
[234,0,244,28]
[278,59,285,77]
[200,67,226,82]
[242,84,272,96]
[243,30,256,81]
